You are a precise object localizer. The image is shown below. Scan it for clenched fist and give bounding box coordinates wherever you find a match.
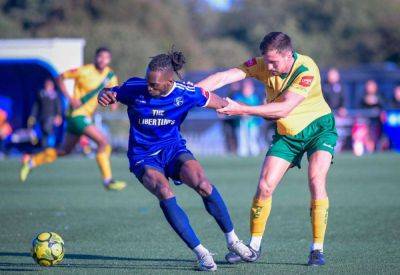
[98,88,117,107]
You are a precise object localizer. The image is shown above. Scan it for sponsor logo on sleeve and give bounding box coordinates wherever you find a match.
[323,143,334,149]
[244,57,257,67]
[299,76,314,87]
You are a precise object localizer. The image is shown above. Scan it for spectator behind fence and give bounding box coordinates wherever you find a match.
[222,82,240,154]
[359,79,384,152]
[351,116,374,156]
[234,79,262,157]
[388,85,400,109]
[28,78,62,148]
[323,68,350,151]
[323,68,347,117]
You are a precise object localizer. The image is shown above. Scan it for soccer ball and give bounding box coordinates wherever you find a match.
[31,232,65,266]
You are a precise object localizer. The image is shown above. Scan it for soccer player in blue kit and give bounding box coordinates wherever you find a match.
[98,50,257,271]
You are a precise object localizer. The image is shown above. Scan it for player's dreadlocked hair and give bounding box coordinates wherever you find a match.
[148,48,186,79]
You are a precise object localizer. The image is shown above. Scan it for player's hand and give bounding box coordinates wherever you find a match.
[98,88,117,107]
[217,97,244,116]
[70,98,82,109]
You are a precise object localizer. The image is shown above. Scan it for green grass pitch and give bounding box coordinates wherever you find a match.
[0,153,399,274]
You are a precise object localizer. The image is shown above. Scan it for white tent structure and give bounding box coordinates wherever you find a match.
[0,38,85,94]
[0,38,85,74]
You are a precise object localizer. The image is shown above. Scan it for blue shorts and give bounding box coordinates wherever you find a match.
[129,141,195,184]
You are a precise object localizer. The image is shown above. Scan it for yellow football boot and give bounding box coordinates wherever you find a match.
[104,180,127,191]
[20,161,31,182]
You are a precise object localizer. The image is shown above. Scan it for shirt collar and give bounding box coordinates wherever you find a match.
[279,52,298,79]
[161,81,176,97]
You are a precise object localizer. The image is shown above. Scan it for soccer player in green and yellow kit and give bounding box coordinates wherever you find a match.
[20,47,126,191]
[197,32,337,266]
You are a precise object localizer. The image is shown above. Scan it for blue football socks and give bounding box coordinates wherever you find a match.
[160,197,200,249]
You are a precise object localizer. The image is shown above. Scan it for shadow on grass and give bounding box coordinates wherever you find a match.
[0,252,193,262]
[0,252,236,271]
[0,252,307,270]
[0,268,38,272]
[257,262,309,267]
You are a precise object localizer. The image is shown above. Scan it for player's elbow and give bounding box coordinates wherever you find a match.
[277,110,290,119]
[271,109,290,119]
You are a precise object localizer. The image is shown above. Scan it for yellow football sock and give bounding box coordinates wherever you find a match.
[96,145,112,181]
[31,148,57,167]
[250,197,272,237]
[311,198,329,245]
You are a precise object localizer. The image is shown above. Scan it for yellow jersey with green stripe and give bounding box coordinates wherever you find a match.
[61,64,118,117]
[237,52,331,136]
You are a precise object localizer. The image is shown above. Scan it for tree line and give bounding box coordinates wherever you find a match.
[0,0,399,80]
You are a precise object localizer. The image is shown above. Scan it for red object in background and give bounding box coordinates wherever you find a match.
[79,136,92,155]
[352,119,369,143]
[352,117,375,155]
[0,109,12,139]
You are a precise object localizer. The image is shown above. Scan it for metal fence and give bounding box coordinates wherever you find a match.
[98,63,400,155]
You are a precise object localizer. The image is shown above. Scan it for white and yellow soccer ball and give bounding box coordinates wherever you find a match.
[31,232,65,266]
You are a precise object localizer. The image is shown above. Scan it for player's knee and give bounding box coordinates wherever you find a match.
[155,183,174,199]
[190,171,212,196]
[309,177,326,192]
[309,171,326,188]
[196,179,212,197]
[142,171,174,199]
[257,180,273,199]
[97,139,108,152]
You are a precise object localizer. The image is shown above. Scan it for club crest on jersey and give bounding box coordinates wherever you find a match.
[135,95,146,104]
[174,96,184,107]
[299,76,314,87]
[244,58,257,67]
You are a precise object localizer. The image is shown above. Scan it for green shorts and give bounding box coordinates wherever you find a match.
[266,113,338,168]
[66,115,93,136]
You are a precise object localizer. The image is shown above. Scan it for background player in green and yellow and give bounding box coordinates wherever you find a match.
[20,47,126,191]
[197,32,338,266]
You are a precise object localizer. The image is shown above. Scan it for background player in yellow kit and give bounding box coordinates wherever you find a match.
[197,32,337,266]
[20,47,126,191]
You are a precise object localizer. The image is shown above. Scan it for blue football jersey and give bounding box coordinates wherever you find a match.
[112,77,209,157]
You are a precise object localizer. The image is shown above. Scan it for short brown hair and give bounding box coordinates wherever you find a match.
[259,32,293,54]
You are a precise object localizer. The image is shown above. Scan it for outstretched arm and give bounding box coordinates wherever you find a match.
[218,91,305,119]
[204,92,228,109]
[196,68,246,92]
